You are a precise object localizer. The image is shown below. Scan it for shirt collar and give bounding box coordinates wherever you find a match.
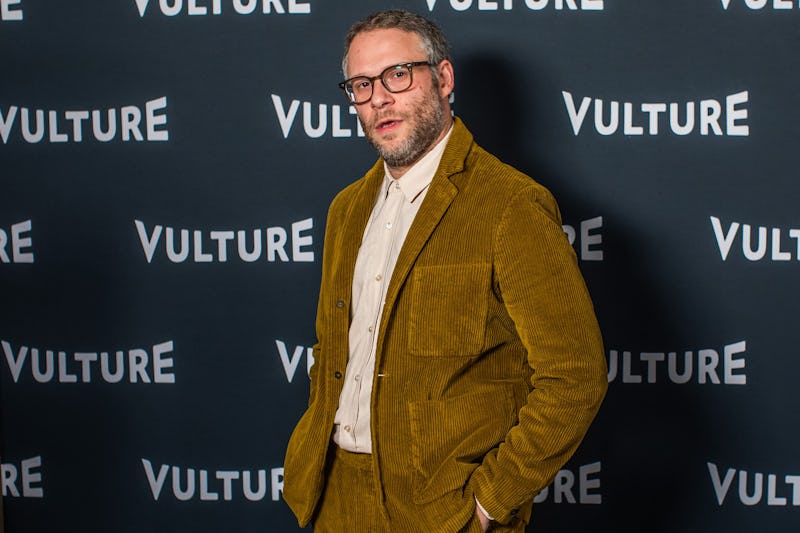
[382,122,454,203]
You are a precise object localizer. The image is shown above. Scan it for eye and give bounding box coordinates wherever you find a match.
[389,69,407,80]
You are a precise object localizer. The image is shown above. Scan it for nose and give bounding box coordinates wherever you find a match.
[370,81,395,109]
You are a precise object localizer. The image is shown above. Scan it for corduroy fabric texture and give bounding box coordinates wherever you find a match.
[284,118,607,532]
[313,448,389,532]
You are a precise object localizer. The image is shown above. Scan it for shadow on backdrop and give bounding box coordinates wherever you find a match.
[456,52,716,533]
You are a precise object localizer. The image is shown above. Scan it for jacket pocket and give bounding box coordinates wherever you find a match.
[408,385,516,504]
[408,263,491,357]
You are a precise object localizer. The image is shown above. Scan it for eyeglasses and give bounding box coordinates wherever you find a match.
[338,61,432,105]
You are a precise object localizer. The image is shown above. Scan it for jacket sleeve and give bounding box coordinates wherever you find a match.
[470,184,608,525]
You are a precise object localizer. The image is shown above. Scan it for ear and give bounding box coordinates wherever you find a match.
[436,59,455,99]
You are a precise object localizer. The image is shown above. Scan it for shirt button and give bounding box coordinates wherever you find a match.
[375,274,382,281]
[368,326,374,333]
[344,425,351,432]
[385,221,393,229]
[354,374,361,381]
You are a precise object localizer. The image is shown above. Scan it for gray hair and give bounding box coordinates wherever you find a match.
[341,10,451,78]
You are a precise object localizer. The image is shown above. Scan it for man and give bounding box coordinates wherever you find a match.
[284,10,607,532]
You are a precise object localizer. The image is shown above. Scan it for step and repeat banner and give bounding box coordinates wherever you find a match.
[2,1,799,532]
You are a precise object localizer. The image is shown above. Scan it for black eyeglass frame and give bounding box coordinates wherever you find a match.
[338,61,433,104]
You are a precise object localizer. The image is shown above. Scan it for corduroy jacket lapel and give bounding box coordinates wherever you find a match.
[377,118,473,346]
[333,158,385,309]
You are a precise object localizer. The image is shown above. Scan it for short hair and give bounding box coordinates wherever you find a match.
[341,10,451,77]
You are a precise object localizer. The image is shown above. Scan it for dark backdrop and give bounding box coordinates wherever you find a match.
[2,1,799,531]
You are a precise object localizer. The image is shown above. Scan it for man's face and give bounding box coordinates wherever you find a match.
[345,28,453,174]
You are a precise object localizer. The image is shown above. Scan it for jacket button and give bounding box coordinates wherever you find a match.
[336,300,344,308]
[334,371,342,379]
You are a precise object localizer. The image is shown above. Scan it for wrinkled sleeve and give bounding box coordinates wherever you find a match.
[471,184,608,525]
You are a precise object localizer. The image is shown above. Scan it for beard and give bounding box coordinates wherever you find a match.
[363,87,447,169]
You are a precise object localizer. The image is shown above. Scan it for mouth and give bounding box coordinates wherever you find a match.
[375,118,401,133]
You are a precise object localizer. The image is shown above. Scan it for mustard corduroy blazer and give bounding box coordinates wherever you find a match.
[284,118,607,531]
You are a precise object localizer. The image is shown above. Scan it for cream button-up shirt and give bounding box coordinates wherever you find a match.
[333,125,454,453]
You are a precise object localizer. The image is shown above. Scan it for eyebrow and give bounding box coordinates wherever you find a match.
[349,60,424,79]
